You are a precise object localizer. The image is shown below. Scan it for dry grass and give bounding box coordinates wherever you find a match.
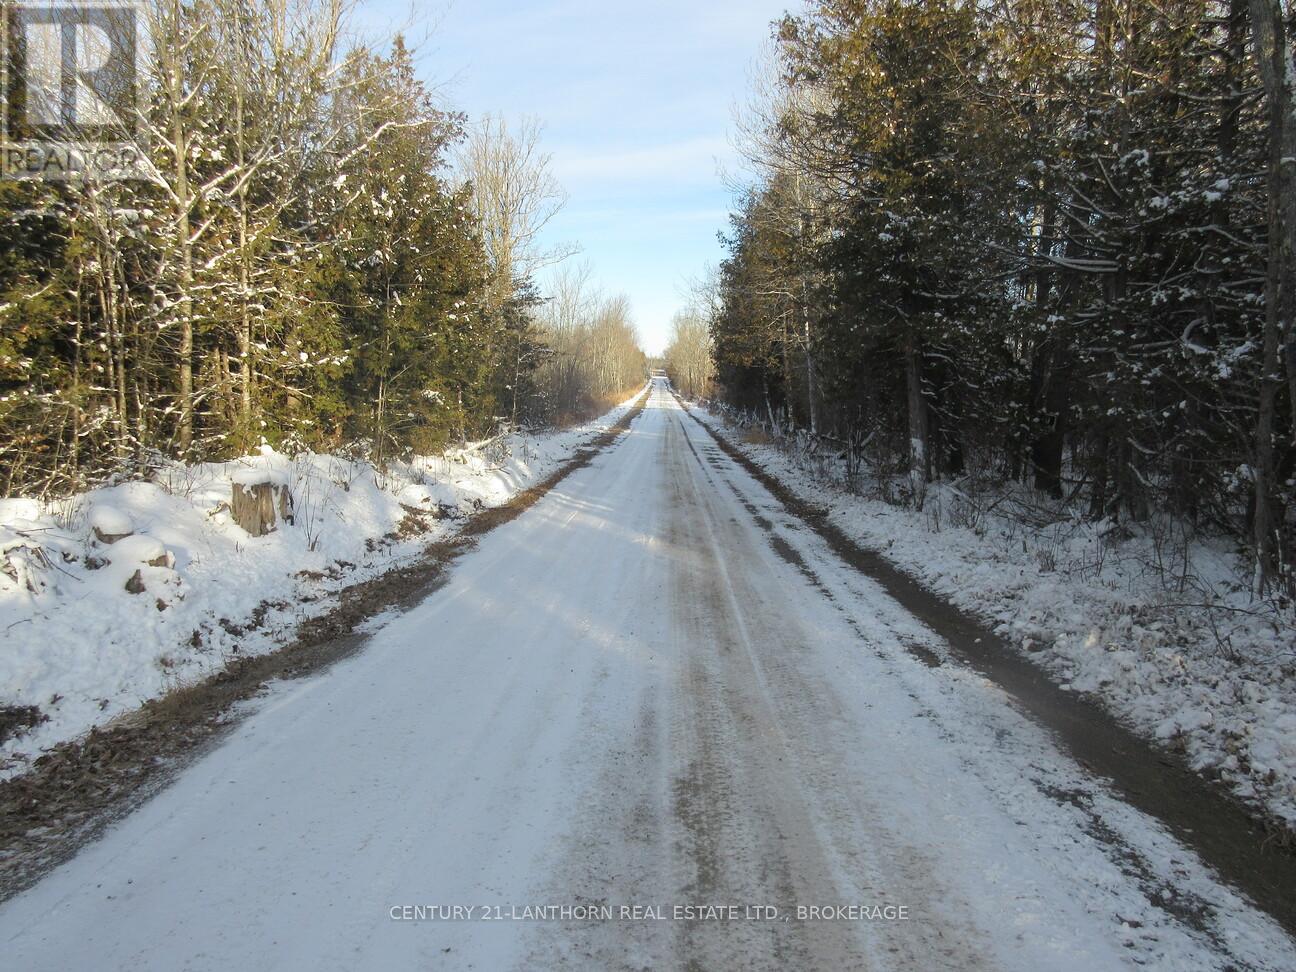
[550,388,645,430]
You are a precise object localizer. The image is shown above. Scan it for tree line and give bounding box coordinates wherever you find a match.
[527,263,648,425]
[710,0,1296,594]
[0,0,645,497]
[663,306,713,400]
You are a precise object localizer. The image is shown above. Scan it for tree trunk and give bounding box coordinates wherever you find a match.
[169,0,195,456]
[1030,197,1067,498]
[905,337,929,509]
[802,283,818,435]
[1247,0,1295,592]
[1088,430,1110,521]
[234,47,254,443]
[1030,341,1069,499]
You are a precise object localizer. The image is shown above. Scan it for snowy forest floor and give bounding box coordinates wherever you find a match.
[0,389,648,783]
[690,403,1296,842]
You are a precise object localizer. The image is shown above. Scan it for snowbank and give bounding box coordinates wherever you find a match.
[691,404,1296,833]
[0,390,644,777]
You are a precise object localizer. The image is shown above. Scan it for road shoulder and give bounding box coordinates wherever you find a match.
[0,390,651,903]
[674,394,1296,938]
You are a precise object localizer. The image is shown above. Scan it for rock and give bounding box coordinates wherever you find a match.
[90,506,133,545]
[112,535,173,594]
[110,534,171,568]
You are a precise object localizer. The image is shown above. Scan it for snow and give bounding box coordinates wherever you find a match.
[691,404,1296,833]
[88,505,133,538]
[0,384,1291,970]
[108,534,169,565]
[0,389,645,778]
[229,465,290,488]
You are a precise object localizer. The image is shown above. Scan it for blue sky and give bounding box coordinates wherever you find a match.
[356,0,792,354]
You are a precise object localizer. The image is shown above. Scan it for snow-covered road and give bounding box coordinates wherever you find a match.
[2,381,1293,970]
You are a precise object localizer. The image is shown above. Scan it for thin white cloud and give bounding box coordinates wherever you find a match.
[364,0,792,344]
[552,136,731,185]
[560,205,731,232]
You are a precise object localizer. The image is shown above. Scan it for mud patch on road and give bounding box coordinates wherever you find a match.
[726,472,944,674]
[901,643,943,668]
[1037,783,1222,944]
[0,392,650,903]
[738,497,774,532]
[766,535,826,592]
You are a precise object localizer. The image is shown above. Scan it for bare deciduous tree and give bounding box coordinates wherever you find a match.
[459,114,575,305]
[664,307,713,401]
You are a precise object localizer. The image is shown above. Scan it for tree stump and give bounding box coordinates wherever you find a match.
[231,480,294,537]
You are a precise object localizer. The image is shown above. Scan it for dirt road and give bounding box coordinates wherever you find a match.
[1,381,1292,970]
